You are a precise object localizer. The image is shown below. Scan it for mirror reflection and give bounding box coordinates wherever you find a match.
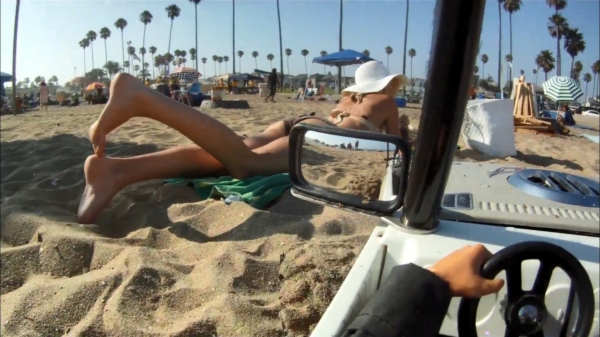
[301,131,393,203]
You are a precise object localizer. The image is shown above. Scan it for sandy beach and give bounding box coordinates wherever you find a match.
[1,94,599,336]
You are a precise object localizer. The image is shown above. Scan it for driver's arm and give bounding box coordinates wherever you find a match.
[342,263,451,337]
[342,245,504,337]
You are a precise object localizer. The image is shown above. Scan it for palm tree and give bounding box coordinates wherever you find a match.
[408,48,416,80]
[505,54,513,85]
[49,75,59,86]
[190,0,202,71]
[139,10,153,82]
[139,47,147,75]
[165,4,181,71]
[563,27,585,78]
[224,56,230,73]
[496,0,504,91]
[79,38,90,75]
[337,0,343,93]
[11,0,21,115]
[385,46,393,68]
[127,45,136,74]
[218,57,224,75]
[285,48,292,76]
[592,60,600,98]
[572,60,583,82]
[212,55,218,76]
[232,0,236,75]
[99,27,111,80]
[503,0,521,86]
[252,51,259,70]
[301,49,309,74]
[401,0,410,86]
[237,50,244,73]
[267,53,275,69]
[583,73,592,100]
[533,68,538,84]
[201,57,207,76]
[149,46,157,78]
[537,50,556,81]
[362,49,370,57]
[320,51,328,73]
[114,18,128,68]
[481,54,488,78]
[546,0,567,75]
[123,60,130,74]
[277,0,284,91]
[86,30,97,69]
[189,48,197,69]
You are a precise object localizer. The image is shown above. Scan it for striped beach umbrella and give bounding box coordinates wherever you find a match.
[169,67,201,81]
[542,76,583,102]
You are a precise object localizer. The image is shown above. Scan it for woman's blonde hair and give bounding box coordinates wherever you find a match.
[345,76,402,104]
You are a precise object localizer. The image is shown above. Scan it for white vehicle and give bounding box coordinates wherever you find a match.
[582,110,599,117]
[286,1,599,336]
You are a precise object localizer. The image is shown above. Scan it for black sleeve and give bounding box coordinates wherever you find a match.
[342,263,452,337]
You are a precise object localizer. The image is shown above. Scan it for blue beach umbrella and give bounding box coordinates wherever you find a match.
[0,72,13,84]
[542,76,583,102]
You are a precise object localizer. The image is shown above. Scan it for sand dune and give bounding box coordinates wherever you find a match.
[1,94,598,336]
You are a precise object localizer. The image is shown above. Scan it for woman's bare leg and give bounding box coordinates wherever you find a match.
[78,121,289,224]
[90,73,279,178]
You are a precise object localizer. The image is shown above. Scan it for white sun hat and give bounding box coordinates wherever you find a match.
[343,61,407,95]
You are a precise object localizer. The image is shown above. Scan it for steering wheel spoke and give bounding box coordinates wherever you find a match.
[532,261,555,297]
[506,263,523,301]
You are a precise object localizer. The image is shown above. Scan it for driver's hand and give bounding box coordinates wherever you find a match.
[428,244,505,298]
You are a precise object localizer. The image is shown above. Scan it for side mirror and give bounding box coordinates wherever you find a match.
[288,123,411,216]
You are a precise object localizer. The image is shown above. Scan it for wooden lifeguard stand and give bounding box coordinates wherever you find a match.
[512,76,569,135]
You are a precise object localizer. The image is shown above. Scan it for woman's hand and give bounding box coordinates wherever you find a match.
[428,244,505,298]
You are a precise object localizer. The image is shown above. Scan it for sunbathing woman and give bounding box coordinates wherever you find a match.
[79,61,407,224]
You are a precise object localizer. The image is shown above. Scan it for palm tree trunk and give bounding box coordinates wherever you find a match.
[254,58,257,69]
[585,82,588,100]
[83,49,87,76]
[142,25,147,82]
[232,0,236,75]
[304,58,307,74]
[91,42,95,69]
[104,39,108,81]
[410,58,413,80]
[214,61,216,76]
[277,0,284,92]
[168,19,174,73]
[387,55,389,68]
[555,9,561,76]
[545,71,548,81]
[508,13,513,95]
[570,58,575,78]
[239,57,242,73]
[225,62,228,73]
[11,0,21,115]
[120,30,125,70]
[536,67,539,84]
[195,4,199,71]
[482,63,485,79]
[337,0,343,94]
[402,0,409,95]
[286,56,290,76]
[497,1,502,90]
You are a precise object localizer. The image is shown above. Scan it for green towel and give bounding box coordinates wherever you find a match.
[165,174,292,209]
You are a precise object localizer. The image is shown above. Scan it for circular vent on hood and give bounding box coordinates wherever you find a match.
[507,169,599,208]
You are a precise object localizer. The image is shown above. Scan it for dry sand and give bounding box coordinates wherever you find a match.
[1,94,598,336]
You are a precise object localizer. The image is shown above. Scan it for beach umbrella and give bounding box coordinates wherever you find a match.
[86,82,104,91]
[542,76,583,102]
[170,67,201,81]
[0,72,12,84]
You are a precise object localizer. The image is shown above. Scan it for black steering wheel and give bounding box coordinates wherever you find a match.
[457,241,595,337]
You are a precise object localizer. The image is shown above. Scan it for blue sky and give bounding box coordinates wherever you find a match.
[1,0,598,87]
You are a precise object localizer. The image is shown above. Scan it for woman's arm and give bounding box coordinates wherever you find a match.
[382,99,402,138]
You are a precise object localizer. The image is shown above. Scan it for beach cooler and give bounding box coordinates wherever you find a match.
[395,97,407,108]
[211,88,224,102]
[258,83,268,97]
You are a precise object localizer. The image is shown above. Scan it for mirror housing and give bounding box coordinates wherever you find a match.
[289,123,411,216]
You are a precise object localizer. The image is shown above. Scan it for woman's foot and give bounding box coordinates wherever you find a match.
[78,155,125,224]
[89,73,143,156]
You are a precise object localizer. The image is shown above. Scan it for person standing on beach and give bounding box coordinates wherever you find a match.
[264,68,278,103]
[38,81,50,112]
